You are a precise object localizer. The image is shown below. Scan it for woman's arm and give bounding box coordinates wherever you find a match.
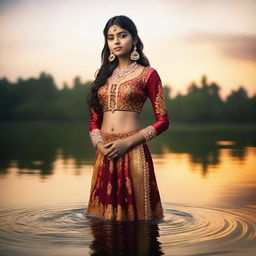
[125,68,170,149]
[89,107,104,149]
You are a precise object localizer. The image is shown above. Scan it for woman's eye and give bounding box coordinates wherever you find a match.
[107,34,127,40]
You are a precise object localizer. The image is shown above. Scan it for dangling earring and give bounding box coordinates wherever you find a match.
[108,50,115,62]
[130,45,140,60]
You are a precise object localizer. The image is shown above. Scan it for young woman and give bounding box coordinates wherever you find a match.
[86,15,170,221]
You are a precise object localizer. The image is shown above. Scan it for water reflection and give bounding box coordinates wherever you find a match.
[0,203,255,256]
[0,122,256,176]
[88,218,164,256]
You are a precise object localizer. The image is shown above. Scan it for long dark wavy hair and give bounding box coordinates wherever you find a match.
[86,15,150,114]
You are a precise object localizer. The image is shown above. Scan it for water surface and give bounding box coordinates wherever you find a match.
[0,122,255,256]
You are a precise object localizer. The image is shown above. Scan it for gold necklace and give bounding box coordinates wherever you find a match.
[112,61,137,83]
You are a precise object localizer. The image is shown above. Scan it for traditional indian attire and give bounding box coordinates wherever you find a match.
[87,66,170,221]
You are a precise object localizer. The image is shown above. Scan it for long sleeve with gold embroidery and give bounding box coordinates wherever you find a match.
[139,69,170,142]
[89,107,104,148]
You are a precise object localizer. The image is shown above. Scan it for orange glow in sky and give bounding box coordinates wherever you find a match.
[0,0,255,100]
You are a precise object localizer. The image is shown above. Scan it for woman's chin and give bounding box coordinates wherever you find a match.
[115,52,129,58]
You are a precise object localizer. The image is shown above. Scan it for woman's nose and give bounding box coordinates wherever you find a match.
[114,37,120,44]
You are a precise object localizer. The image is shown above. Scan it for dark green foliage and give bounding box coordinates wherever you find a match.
[0,72,255,123]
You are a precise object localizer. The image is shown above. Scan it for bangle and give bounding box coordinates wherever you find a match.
[139,125,157,142]
[89,129,104,148]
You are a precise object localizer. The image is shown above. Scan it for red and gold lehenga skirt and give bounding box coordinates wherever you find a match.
[86,128,164,221]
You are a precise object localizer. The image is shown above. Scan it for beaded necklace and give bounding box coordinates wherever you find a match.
[112,61,137,83]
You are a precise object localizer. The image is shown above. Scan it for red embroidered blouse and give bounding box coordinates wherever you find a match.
[89,66,169,138]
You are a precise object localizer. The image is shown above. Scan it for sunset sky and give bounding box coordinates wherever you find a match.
[0,0,255,100]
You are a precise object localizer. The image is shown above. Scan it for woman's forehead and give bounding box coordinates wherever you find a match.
[107,25,129,35]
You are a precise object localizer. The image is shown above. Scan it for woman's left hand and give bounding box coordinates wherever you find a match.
[103,138,130,160]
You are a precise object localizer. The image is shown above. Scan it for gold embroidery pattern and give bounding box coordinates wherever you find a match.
[155,82,167,116]
[117,204,122,220]
[100,129,142,143]
[139,125,157,142]
[88,196,136,221]
[107,182,112,195]
[109,159,113,174]
[136,144,152,220]
[108,83,117,112]
[89,128,104,148]
[98,67,150,113]
[105,204,113,219]
[128,204,135,219]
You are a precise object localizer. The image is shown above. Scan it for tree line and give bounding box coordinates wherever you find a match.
[0,71,255,123]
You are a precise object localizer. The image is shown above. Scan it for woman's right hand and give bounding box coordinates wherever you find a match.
[96,141,115,160]
[96,142,108,155]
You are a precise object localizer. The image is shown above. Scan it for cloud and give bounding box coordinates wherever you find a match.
[184,32,256,62]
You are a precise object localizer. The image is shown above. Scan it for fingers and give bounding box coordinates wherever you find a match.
[104,146,114,156]
[104,142,115,156]
[107,149,119,159]
[104,142,113,148]
[104,147,120,159]
[105,148,117,158]
[102,141,120,160]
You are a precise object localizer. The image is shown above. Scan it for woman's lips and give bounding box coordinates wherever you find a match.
[114,47,122,51]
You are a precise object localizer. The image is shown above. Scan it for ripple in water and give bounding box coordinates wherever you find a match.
[0,202,255,256]
[160,202,256,256]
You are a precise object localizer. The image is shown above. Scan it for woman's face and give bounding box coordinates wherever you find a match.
[107,24,134,57]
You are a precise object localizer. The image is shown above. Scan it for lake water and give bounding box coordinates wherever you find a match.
[0,122,255,256]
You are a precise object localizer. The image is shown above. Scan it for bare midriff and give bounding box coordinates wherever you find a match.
[101,110,141,133]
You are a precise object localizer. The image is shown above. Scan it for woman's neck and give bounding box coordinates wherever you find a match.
[117,57,134,69]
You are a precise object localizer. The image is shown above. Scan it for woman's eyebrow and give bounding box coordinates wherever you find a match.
[107,31,127,36]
